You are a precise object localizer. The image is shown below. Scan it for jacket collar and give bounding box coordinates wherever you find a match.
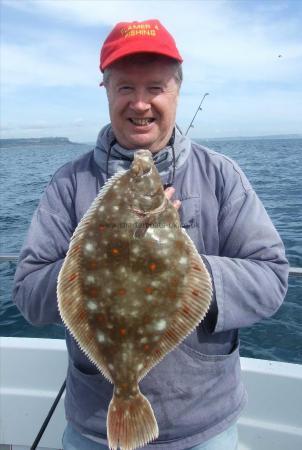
[93,124,191,183]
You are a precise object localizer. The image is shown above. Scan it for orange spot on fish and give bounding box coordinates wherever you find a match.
[148,262,157,271]
[78,310,86,321]
[168,290,177,300]
[144,344,150,351]
[167,330,174,338]
[89,260,97,269]
[183,305,191,316]
[90,288,98,298]
[99,224,106,232]
[112,248,120,255]
[117,288,126,296]
[120,328,127,336]
[68,273,78,282]
[144,287,153,294]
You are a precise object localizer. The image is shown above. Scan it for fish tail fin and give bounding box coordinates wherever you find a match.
[107,388,159,450]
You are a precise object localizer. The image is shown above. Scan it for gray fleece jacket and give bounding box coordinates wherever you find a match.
[13,126,288,449]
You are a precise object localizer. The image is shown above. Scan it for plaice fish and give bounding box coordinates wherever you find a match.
[57,149,212,450]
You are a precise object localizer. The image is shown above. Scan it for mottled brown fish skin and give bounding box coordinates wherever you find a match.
[57,149,212,450]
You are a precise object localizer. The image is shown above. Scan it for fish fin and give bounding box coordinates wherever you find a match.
[57,243,113,383]
[107,389,158,450]
[57,170,128,383]
[70,169,126,239]
[138,229,212,381]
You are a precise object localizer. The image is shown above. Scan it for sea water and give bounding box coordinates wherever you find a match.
[0,137,301,363]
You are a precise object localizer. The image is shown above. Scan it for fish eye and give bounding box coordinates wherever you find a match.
[143,189,160,198]
[149,186,162,197]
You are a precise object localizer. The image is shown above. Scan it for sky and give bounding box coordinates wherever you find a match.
[1,0,302,142]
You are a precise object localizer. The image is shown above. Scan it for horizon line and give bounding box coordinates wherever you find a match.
[1,133,302,144]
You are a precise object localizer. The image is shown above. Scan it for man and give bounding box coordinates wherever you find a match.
[13,19,288,450]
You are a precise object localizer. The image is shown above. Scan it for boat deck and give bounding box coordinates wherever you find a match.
[0,337,301,450]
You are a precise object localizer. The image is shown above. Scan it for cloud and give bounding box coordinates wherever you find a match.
[2,0,301,138]
[2,0,302,90]
[178,86,302,138]
[2,35,100,88]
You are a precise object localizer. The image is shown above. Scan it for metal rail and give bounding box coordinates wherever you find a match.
[0,254,19,262]
[1,254,301,277]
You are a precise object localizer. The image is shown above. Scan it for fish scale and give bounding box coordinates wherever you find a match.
[57,149,212,450]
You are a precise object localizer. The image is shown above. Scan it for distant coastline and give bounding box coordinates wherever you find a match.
[0,134,301,147]
[0,137,76,146]
[200,134,302,142]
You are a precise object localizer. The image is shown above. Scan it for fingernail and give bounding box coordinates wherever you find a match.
[165,186,175,193]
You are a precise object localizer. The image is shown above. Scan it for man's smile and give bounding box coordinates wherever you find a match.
[128,118,156,126]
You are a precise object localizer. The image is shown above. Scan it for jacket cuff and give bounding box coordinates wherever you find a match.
[200,255,218,333]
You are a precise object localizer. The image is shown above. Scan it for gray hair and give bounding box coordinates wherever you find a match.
[102,54,183,88]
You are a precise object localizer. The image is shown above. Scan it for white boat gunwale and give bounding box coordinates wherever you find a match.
[1,336,302,450]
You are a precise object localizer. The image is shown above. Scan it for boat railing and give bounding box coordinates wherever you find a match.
[0,253,301,277]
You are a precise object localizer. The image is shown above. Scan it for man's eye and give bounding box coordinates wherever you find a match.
[119,86,132,93]
[149,86,162,93]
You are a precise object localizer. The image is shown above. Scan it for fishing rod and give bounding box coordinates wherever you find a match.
[30,379,66,449]
[185,92,209,136]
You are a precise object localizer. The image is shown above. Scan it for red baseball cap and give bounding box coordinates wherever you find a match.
[100,19,183,72]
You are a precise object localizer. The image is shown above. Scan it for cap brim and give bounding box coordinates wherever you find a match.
[101,45,182,71]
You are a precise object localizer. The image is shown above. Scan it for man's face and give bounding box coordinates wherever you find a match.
[105,56,180,152]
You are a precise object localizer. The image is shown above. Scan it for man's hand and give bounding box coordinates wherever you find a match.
[164,187,181,210]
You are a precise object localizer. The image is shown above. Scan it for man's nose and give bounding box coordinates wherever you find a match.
[129,90,151,112]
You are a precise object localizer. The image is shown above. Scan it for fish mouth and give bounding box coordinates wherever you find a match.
[135,149,153,159]
[133,150,153,175]
[131,159,152,177]
[129,118,155,127]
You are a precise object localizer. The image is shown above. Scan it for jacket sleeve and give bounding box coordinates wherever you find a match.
[203,184,289,334]
[197,151,288,333]
[12,171,76,326]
